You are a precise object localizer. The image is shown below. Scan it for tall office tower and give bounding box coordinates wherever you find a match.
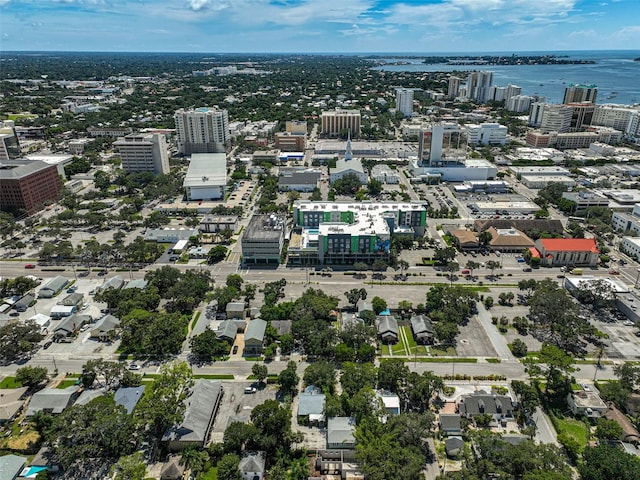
[505,84,522,100]
[540,104,573,133]
[447,76,461,99]
[417,123,465,165]
[114,133,170,175]
[528,102,547,127]
[467,71,494,103]
[174,107,230,155]
[506,95,533,113]
[563,84,598,104]
[0,125,21,161]
[396,88,414,117]
[320,110,361,137]
[567,103,595,130]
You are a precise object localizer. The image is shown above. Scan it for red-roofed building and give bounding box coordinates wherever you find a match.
[534,238,599,267]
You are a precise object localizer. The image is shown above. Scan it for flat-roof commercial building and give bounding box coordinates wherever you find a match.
[241,215,286,265]
[114,133,169,175]
[278,167,321,192]
[174,107,230,155]
[465,123,508,146]
[0,160,62,215]
[183,153,226,201]
[274,132,306,152]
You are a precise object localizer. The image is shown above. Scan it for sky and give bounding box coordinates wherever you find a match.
[1,0,639,53]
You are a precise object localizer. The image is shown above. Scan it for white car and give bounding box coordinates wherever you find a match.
[244,386,257,394]
[624,320,635,327]
[129,364,141,371]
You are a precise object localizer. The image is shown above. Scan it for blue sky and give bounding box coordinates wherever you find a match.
[1,0,639,52]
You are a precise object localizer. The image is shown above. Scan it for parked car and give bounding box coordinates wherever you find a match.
[128,364,141,370]
[43,340,53,349]
[609,269,620,275]
[232,345,238,354]
[244,386,257,394]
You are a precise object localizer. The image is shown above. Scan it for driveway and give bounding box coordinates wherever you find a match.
[533,407,559,446]
[475,302,516,361]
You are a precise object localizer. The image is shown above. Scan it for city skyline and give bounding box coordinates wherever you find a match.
[1,0,639,53]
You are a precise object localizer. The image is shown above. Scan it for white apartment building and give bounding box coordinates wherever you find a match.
[466,71,493,103]
[506,95,533,113]
[321,110,361,137]
[396,88,414,117]
[448,76,461,99]
[465,123,508,146]
[174,107,230,155]
[371,164,400,184]
[528,102,547,127]
[592,104,640,137]
[114,133,169,175]
[620,236,640,261]
[563,84,598,104]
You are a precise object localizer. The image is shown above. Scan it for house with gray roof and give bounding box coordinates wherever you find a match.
[376,315,398,344]
[0,387,28,423]
[457,391,515,420]
[75,388,106,406]
[226,301,245,320]
[54,314,91,339]
[439,414,462,436]
[0,454,26,480]
[26,386,79,416]
[357,301,373,319]
[445,437,465,458]
[410,314,434,345]
[239,451,266,480]
[61,292,84,307]
[124,279,148,290]
[298,388,326,425]
[342,313,363,329]
[13,293,35,312]
[327,417,356,449]
[216,321,239,342]
[90,314,120,341]
[278,167,321,192]
[244,319,267,356]
[162,380,223,451]
[115,385,146,414]
[38,276,69,298]
[97,275,124,293]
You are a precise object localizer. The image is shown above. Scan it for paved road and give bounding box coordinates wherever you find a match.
[475,302,516,362]
[533,406,559,446]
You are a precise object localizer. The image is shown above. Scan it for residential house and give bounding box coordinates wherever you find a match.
[12,293,35,312]
[0,387,28,423]
[28,447,59,474]
[49,305,76,319]
[244,319,267,356]
[53,314,91,340]
[239,451,266,480]
[60,292,84,307]
[457,391,515,421]
[38,276,69,298]
[567,390,608,418]
[90,315,120,341]
[445,437,465,458]
[271,319,292,336]
[439,414,462,436]
[315,450,364,479]
[29,313,51,333]
[160,455,185,480]
[327,417,357,449]
[341,313,363,330]
[410,315,434,345]
[376,390,400,416]
[124,279,148,290]
[25,386,79,416]
[216,321,239,343]
[604,406,640,443]
[376,315,399,344]
[357,301,373,319]
[97,275,125,293]
[162,380,223,451]
[114,385,146,414]
[0,454,26,480]
[298,387,326,425]
[532,238,599,267]
[226,302,246,320]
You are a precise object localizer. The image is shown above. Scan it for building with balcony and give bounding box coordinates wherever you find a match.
[174,107,230,155]
[114,133,169,175]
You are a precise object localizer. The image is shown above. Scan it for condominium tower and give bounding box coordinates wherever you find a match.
[563,84,598,104]
[174,107,230,155]
[396,88,414,117]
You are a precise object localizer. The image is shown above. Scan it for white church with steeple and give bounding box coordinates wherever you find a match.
[329,131,368,185]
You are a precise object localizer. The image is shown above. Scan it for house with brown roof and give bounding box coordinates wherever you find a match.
[533,238,600,267]
[474,218,564,235]
[450,230,479,250]
[486,227,535,253]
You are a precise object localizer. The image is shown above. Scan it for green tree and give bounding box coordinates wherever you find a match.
[190,329,231,361]
[303,360,336,394]
[223,421,260,454]
[345,287,368,307]
[0,320,44,363]
[15,366,48,388]
[252,363,268,384]
[277,360,300,398]
[226,274,244,291]
[367,178,383,196]
[340,362,377,397]
[371,296,387,315]
[579,444,640,480]
[510,339,528,357]
[250,399,298,455]
[208,245,228,264]
[524,343,574,394]
[595,417,623,440]
[134,360,193,438]
[217,454,243,480]
[110,452,146,480]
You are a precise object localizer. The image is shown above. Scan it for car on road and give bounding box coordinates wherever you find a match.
[609,269,620,275]
[128,364,141,370]
[624,320,635,326]
[232,345,238,354]
[244,386,257,394]
[24,264,36,269]
[43,340,53,349]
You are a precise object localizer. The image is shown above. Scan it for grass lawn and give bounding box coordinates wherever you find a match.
[193,374,234,380]
[430,346,457,357]
[190,312,201,332]
[200,467,217,480]
[553,415,589,448]
[402,326,428,355]
[56,379,79,389]
[391,337,408,355]
[0,377,22,389]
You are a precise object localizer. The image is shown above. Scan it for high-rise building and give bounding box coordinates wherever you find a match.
[567,103,595,131]
[506,84,522,100]
[285,121,308,135]
[563,84,598,104]
[465,123,508,146]
[592,104,640,132]
[0,160,62,215]
[0,126,21,161]
[467,71,493,103]
[506,95,533,113]
[174,107,230,155]
[320,110,361,137]
[528,102,547,127]
[114,133,170,175]
[540,104,573,133]
[417,123,466,165]
[447,76,461,100]
[396,88,414,117]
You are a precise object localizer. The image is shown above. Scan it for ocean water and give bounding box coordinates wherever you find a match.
[372,50,640,105]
